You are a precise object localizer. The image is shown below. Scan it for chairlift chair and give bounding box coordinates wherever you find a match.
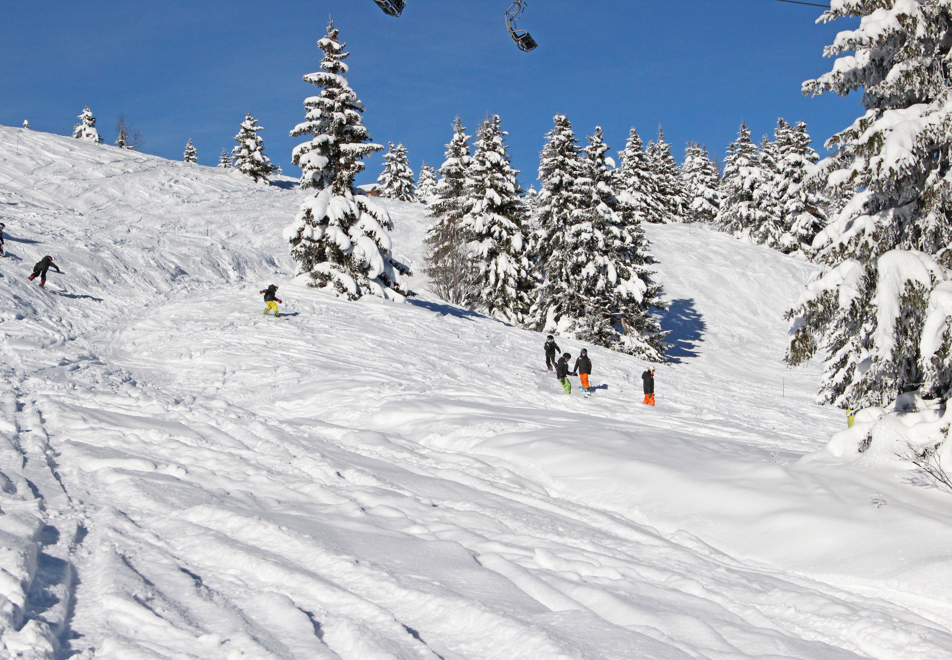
[373,0,405,17]
[505,0,538,52]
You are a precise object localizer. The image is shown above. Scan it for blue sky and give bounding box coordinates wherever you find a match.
[0,0,860,187]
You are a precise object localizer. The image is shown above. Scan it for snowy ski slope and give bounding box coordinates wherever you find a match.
[2,126,952,659]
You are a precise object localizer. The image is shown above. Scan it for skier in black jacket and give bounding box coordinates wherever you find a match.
[642,368,655,406]
[0,223,5,257]
[544,334,561,371]
[555,352,573,394]
[260,284,282,317]
[574,348,592,393]
[28,255,60,288]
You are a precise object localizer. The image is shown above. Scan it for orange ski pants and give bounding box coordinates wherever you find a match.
[580,373,590,390]
[642,393,655,406]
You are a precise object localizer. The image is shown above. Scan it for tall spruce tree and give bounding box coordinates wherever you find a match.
[786,0,952,408]
[774,120,826,253]
[573,127,666,359]
[424,117,474,306]
[461,115,532,323]
[183,139,198,164]
[715,122,769,239]
[681,143,720,224]
[377,142,416,201]
[615,127,666,225]
[750,133,785,247]
[232,114,277,183]
[647,127,687,223]
[290,21,378,191]
[530,114,586,330]
[284,20,411,301]
[72,107,101,143]
[416,162,437,201]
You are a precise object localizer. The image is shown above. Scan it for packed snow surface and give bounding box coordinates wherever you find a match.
[1,126,952,659]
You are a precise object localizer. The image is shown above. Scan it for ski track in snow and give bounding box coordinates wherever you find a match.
[1,126,952,659]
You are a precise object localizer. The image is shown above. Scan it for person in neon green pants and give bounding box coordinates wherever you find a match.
[260,284,282,317]
[555,352,573,394]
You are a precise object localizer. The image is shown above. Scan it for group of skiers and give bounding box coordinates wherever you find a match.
[544,334,657,404]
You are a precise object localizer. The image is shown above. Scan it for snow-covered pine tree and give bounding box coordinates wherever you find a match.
[774,120,826,253]
[232,114,277,183]
[715,122,769,240]
[786,0,952,408]
[571,127,666,359]
[72,107,101,143]
[183,139,198,164]
[529,114,586,330]
[615,127,666,225]
[115,122,128,149]
[750,132,785,248]
[424,117,475,306]
[681,143,720,223]
[416,162,437,202]
[523,185,539,215]
[377,142,416,201]
[218,149,231,168]
[461,115,532,323]
[290,21,379,192]
[284,20,411,301]
[646,126,687,223]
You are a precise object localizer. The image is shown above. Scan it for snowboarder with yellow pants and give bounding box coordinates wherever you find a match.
[260,284,282,317]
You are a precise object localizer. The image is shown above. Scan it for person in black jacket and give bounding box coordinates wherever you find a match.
[0,223,5,257]
[28,255,60,288]
[555,352,573,394]
[574,348,592,393]
[260,284,282,317]
[544,334,561,371]
[642,368,655,406]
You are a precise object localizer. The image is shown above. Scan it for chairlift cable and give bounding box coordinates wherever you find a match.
[775,0,831,8]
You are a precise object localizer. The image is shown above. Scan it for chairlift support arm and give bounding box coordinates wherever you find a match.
[372,0,405,17]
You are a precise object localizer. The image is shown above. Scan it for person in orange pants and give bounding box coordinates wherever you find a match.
[641,367,655,406]
[573,348,592,393]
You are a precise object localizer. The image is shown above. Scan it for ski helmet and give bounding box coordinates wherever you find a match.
[580,348,587,355]
[44,255,53,261]
[563,352,571,359]
[547,334,553,340]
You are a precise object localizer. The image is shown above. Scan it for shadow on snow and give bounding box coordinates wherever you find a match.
[659,298,705,363]
[407,298,483,321]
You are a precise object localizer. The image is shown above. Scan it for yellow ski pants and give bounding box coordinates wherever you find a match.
[264,301,279,315]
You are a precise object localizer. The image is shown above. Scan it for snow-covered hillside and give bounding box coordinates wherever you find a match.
[2,126,952,659]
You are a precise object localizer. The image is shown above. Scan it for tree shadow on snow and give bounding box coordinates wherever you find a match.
[659,298,705,363]
[270,180,299,191]
[407,298,483,321]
